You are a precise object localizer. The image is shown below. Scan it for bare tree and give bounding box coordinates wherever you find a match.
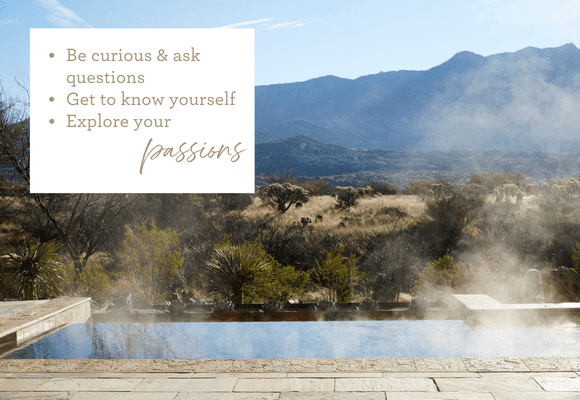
[0,83,30,184]
[0,82,134,275]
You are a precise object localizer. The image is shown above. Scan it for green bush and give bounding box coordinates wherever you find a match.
[412,254,472,300]
[314,246,362,302]
[73,261,114,304]
[118,220,183,304]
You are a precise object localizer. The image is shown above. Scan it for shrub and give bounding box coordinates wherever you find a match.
[335,186,359,208]
[403,179,435,197]
[467,171,527,192]
[314,246,362,302]
[250,263,310,303]
[574,242,580,271]
[73,261,114,304]
[369,181,399,195]
[412,254,472,300]
[357,185,375,198]
[301,179,332,196]
[118,220,183,304]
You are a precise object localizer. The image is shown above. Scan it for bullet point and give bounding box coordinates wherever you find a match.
[49,119,54,124]
[49,97,54,102]
[49,53,54,58]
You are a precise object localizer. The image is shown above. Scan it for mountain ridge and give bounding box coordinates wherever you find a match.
[256,43,580,152]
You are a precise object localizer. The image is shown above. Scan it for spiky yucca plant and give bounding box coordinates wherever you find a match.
[203,244,268,305]
[0,239,66,300]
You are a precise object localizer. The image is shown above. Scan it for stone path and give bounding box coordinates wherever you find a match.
[1,357,580,399]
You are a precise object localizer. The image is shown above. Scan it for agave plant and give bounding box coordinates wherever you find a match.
[262,300,284,312]
[211,298,235,313]
[357,298,379,311]
[0,239,66,300]
[203,243,268,305]
[315,299,338,312]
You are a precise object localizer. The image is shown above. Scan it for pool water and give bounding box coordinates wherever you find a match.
[4,320,580,359]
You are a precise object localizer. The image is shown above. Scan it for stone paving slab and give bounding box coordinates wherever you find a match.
[0,301,50,320]
[279,394,385,399]
[315,359,365,372]
[99,372,194,379]
[435,376,544,392]
[414,357,468,371]
[197,359,259,373]
[383,372,479,378]
[3,357,580,397]
[0,360,41,373]
[213,372,288,379]
[522,357,580,371]
[234,378,334,392]
[534,376,580,391]
[24,360,101,373]
[479,372,578,378]
[2,357,580,373]
[175,394,280,400]
[288,373,383,378]
[71,394,177,400]
[334,377,437,392]
[462,357,531,371]
[0,378,49,391]
[365,358,416,372]
[37,378,142,392]
[0,298,90,341]
[133,377,238,392]
[96,359,155,373]
[491,393,580,400]
[145,359,203,373]
[387,394,494,400]
[255,359,317,373]
[10,373,102,379]
[0,392,76,399]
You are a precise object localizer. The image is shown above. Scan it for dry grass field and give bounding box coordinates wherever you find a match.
[245,194,426,238]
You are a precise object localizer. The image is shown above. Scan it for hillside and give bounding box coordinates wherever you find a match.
[256,136,580,188]
[256,44,580,152]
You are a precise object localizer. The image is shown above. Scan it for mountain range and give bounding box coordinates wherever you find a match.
[256,43,580,152]
[255,135,580,188]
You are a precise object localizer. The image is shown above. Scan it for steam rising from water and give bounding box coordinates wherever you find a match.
[416,52,580,151]
[3,320,580,359]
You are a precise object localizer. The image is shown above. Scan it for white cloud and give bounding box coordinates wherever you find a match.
[216,18,272,29]
[216,19,304,31]
[265,22,302,30]
[36,0,91,28]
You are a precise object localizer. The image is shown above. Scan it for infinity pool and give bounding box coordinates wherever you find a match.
[4,320,580,359]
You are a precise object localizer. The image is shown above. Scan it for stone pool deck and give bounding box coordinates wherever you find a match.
[2,357,580,398]
[0,298,91,353]
[449,294,580,326]
[3,298,580,398]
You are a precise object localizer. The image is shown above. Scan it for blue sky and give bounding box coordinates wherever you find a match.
[1,0,580,92]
